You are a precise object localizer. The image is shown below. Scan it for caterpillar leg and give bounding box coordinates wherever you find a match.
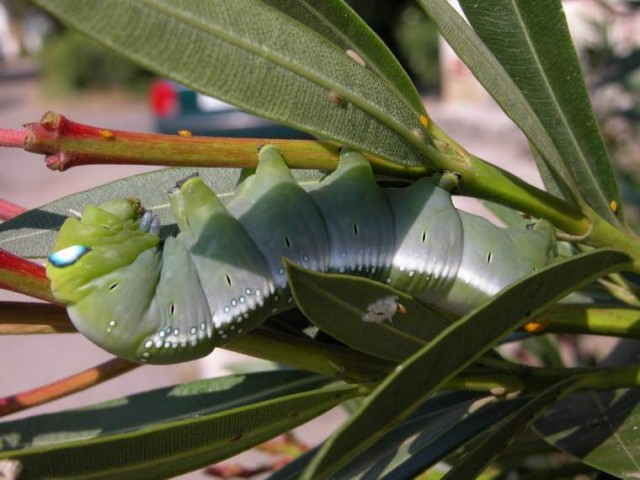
[139,210,161,235]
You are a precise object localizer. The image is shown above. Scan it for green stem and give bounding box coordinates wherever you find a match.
[520,364,640,391]
[225,328,393,384]
[586,205,640,273]
[462,152,590,236]
[572,365,640,391]
[480,357,640,391]
[542,304,640,338]
[444,373,523,395]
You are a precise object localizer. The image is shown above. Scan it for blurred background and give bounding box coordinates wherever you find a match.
[0,0,638,477]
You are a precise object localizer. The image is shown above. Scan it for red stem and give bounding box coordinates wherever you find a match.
[0,199,28,220]
[0,248,56,302]
[0,127,26,148]
[25,111,340,171]
[0,358,140,418]
[16,111,424,177]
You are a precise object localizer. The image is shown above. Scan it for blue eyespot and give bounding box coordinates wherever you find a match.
[48,245,92,267]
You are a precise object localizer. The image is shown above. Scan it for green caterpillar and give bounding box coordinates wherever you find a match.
[46,146,556,364]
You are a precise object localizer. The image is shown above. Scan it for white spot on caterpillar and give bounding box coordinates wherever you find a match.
[277,267,285,275]
[144,340,153,349]
[190,327,197,335]
[362,295,400,324]
[346,49,366,67]
[245,288,252,295]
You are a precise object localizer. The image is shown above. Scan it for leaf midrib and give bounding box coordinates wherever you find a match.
[509,0,607,210]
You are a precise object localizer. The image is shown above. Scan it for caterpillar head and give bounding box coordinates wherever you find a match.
[47,198,160,302]
[47,199,163,360]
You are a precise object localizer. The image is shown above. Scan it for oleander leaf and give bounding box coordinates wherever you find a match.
[286,261,452,362]
[0,370,357,479]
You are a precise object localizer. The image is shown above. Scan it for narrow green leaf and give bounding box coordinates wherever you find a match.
[261,0,425,115]
[0,370,357,479]
[286,261,452,362]
[301,249,630,479]
[272,391,485,479]
[34,0,430,168]
[377,396,528,479]
[536,386,640,477]
[459,0,621,224]
[443,379,576,479]
[416,0,580,207]
[0,167,324,259]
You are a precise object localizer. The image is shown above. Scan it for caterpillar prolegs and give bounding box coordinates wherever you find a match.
[46,146,557,364]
